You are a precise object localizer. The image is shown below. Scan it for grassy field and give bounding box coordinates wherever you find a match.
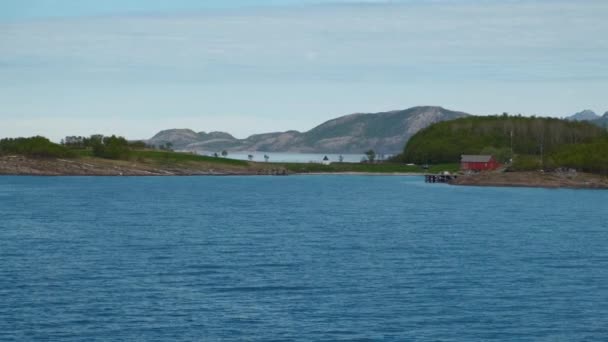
[131,150,249,166]
[73,149,249,166]
[1,137,458,175]
[72,148,458,174]
[275,162,459,174]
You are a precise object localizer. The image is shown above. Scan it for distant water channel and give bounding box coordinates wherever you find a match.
[1,176,608,341]
[196,151,377,163]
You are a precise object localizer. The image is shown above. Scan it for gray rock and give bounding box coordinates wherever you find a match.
[566,110,600,122]
[148,106,470,154]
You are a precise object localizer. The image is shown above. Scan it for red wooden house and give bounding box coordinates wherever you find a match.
[460,155,500,171]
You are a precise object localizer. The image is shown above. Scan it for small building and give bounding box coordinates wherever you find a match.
[322,155,331,165]
[460,155,500,172]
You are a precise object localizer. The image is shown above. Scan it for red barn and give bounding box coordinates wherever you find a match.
[460,155,500,171]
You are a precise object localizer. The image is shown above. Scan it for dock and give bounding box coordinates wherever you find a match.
[425,174,457,183]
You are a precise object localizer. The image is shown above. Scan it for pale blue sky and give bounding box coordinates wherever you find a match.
[0,0,358,20]
[1,0,607,141]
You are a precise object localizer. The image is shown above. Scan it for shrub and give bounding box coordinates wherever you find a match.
[92,135,131,160]
[0,136,74,158]
[510,155,541,171]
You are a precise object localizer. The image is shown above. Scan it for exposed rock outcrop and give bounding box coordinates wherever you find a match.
[148,106,470,154]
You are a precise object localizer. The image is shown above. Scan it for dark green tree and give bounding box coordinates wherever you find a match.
[364,149,376,163]
[0,136,73,158]
[91,135,131,160]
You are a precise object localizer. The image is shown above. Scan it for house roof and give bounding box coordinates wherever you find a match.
[461,155,493,163]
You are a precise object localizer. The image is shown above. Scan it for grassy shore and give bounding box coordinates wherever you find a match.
[1,149,456,176]
[278,162,459,174]
[116,150,459,174]
[2,151,606,189]
[74,149,249,166]
[0,151,275,176]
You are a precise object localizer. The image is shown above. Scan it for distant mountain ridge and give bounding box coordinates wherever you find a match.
[566,110,600,122]
[565,109,608,128]
[148,106,470,154]
[595,112,608,128]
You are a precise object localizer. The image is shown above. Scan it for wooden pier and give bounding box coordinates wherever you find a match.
[425,174,457,183]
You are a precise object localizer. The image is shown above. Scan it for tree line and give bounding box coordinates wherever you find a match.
[0,136,74,158]
[395,114,608,174]
[61,134,163,159]
[0,134,236,162]
[1,134,153,160]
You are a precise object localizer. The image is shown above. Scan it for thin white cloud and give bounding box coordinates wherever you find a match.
[2,1,606,82]
[1,0,607,139]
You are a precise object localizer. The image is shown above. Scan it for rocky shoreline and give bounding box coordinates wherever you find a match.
[0,156,288,176]
[450,171,608,189]
[2,156,607,189]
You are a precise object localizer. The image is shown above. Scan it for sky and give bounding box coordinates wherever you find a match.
[1,0,607,141]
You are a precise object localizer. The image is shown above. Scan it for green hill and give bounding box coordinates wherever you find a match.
[396,115,608,174]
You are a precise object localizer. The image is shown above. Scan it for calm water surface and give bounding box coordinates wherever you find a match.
[1,176,607,341]
[196,152,371,163]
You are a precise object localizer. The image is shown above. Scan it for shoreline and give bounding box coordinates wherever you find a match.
[0,155,287,177]
[450,171,608,190]
[296,172,423,176]
[2,156,607,189]
[0,155,431,177]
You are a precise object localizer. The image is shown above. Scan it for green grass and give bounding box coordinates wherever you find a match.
[131,150,249,166]
[74,149,249,166]
[276,162,459,174]
[72,148,459,174]
[72,149,93,157]
[426,163,460,173]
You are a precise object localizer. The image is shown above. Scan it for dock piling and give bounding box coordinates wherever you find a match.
[425,174,457,183]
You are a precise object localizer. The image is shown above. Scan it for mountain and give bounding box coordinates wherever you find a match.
[149,129,206,148]
[149,129,238,150]
[566,110,600,122]
[148,106,470,154]
[593,112,608,128]
[564,110,608,129]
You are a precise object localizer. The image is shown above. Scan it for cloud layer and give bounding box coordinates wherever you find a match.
[1,0,607,140]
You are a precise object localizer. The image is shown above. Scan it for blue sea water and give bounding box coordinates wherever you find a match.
[1,175,608,341]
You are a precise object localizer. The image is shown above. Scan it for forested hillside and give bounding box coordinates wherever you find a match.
[397,115,608,174]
